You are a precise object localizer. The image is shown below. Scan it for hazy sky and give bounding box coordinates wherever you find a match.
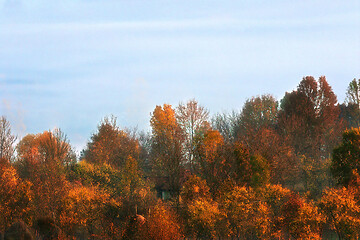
[0,0,359,151]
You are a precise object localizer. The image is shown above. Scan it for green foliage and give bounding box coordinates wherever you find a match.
[331,128,360,186]
[298,156,333,199]
[70,160,154,218]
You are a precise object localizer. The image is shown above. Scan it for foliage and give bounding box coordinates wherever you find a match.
[150,104,185,198]
[16,130,73,220]
[298,156,333,199]
[0,162,33,231]
[239,94,278,137]
[180,175,211,205]
[69,160,154,219]
[319,187,360,239]
[82,116,140,169]
[331,127,360,186]
[281,193,323,239]
[138,201,184,240]
[224,142,270,188]
[59,183,123,238]
[278,76,341,159]
[1,77,360,238]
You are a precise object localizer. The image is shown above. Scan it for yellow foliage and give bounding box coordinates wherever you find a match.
[319,187,360,239]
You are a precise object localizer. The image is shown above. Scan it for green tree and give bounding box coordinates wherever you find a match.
[331,128,360,186]
[224,142,270,189]
[342,78,360,128]
[346,78,360,108]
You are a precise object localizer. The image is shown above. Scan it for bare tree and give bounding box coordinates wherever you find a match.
[0,116,16,162]
[176,99,209,172]
[346,78,360,108]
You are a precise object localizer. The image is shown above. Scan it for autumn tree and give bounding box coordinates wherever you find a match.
[176,99,210,172]
[220,186,270,239]
[194,129,227,192]
[278,76,341,159]
[238,94,278,139]
[180,175,227,239]
[319,187,360,239]
[59,183,124,239]
[150,104,185,199]
[16,129,75,220]
[0,116,16,162]
[280,193,323,239]
[136,201,184,240]
[259,184,292,238]
[0,161,33,232]
[82,116,140,169]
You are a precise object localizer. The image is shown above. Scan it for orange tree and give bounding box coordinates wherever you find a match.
[180,175,228,239]
[319,187,360,239]
[0,161,33,231]
[15,129,75,221]
[82,116,140,169]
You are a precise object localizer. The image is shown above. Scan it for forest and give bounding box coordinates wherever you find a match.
[1,76,360,239]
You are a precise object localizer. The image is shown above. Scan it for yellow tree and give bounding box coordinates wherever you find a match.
[180,175,228,239]
[220,186,270,239]
[194,129,227,193]
[150,104,185,199]
[319,187,360,239]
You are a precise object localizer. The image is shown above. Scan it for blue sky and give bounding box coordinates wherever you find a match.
[0,0,359,151]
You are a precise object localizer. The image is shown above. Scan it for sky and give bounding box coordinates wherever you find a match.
[0,0,359,152]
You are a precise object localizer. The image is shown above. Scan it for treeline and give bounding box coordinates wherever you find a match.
[1,76,360,239]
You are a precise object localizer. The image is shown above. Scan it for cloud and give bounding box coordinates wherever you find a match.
[1,11,358,36]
